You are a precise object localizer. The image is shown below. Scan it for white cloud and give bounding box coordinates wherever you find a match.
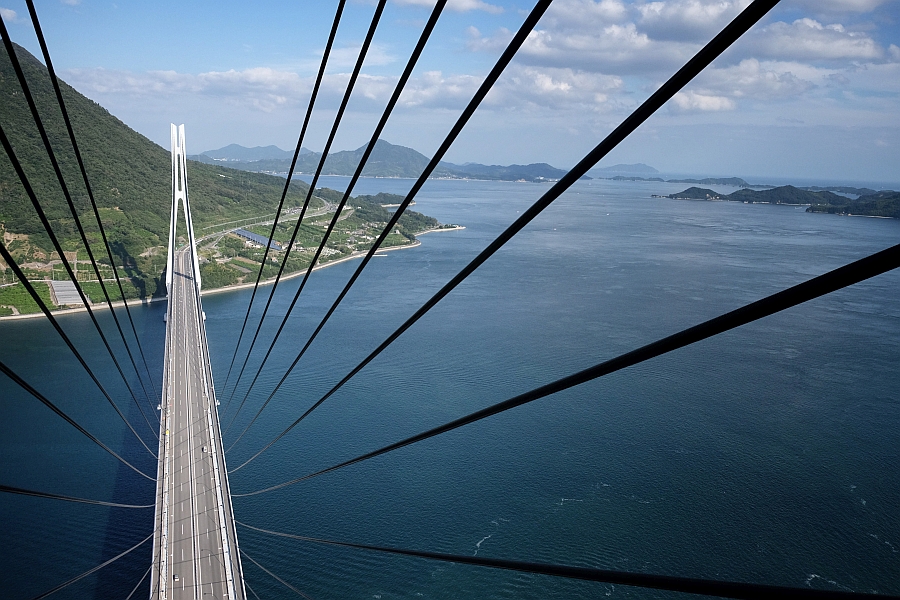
[326,43,397,69]
[637,0,752,41]
[468,1,897,80]
[64,60,631,118]
[827,60,900,95]
[749,18,886,62]
[467,0,747,75]
[0,7,17,21]
[671,90,735,111]
[693,59,820,100]
[392,0,503,13]
[61,0,81,5]
[465,25,510,53]
[397,70,483,109]
[66,66,475,113]
[56,0,900,174]
[487,65,625,111]
[478,21,695,74]
[65,67,312,112]
[790,0,894,13]
[542,0,629,27]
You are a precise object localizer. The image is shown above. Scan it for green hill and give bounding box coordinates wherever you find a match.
[806,190,900,219]
[667,187,721,200]
[666,184,899,219]
[0,44,446,310]
[0,42,317,298]
[727,185,844,205]
[441,161,570,182]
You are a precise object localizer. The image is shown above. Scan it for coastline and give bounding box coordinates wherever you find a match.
[199,238,420,297]
[415,225,465,235]
[0,234,435,322]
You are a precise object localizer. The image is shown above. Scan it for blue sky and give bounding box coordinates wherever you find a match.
[2,0,899,183]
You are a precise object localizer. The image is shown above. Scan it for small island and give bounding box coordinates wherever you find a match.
[665,185,900,219]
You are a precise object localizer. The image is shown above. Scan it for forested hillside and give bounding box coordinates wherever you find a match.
[0,43,448,308]
[666,184,899,218]
[0,43,309,298]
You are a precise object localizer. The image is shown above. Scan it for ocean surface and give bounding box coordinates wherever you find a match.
[1,177,898,599]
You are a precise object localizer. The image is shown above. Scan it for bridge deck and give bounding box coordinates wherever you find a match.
[150,246,244,599]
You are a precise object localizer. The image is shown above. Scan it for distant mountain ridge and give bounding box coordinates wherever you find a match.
[607,175,752,187]
[199,143,310,161]
[440,161,572,182]
[190,140,578,182]
[588,163,659,176]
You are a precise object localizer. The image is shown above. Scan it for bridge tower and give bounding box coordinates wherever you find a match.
[165,124,201,292]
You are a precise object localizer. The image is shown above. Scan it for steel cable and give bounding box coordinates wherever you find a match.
[220,0,348,407]
[235,520,900,600]
[28,532,153,600]
[228,0,778,472]
[241,549,315,600]
[24,0,160,406]
[232,240,900,492]
[245,581,262,600]
[0,240,158,459]
[0,358,156,480]
[225,0,449,452]
[0,27,159,433]
[224,0,553,446]
[224,0,553,449]
[0,483,153,507]
[223,0,390,431]
[124,565,152,600]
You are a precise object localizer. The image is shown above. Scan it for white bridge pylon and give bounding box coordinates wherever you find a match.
[166,123,201,292]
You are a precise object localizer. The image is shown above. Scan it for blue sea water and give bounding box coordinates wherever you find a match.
[1,178,898,598]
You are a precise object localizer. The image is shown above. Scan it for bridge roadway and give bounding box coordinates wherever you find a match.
[150,245,245,599]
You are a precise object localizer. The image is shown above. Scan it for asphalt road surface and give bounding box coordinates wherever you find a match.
[151,247,244,600]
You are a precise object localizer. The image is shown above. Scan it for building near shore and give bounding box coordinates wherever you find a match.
[234,228,281,250]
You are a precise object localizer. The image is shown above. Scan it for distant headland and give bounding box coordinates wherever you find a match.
[661,185,900,219]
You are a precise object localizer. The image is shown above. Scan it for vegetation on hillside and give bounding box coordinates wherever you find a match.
[199,192,441,290]
[0,44,451,314]
[666,187,721,200]
[666,185,899,218]
[727,186,845,205]
[0,43,315,299]
[806,190,900,219]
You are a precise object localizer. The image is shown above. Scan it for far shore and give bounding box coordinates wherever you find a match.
[0,226,463,322]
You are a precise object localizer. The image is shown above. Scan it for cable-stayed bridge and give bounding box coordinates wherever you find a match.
[149,125,245,600]
[1,1,899,598]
